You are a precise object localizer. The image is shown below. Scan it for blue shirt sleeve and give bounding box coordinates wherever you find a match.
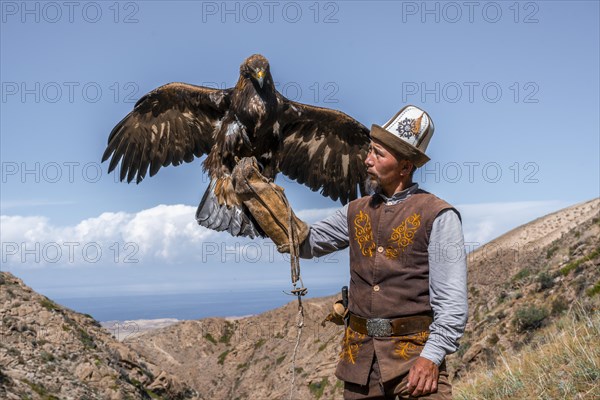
[420,209,469,365]
[299,204,349,258]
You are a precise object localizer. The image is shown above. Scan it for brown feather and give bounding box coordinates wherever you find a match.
[103,54,371,237]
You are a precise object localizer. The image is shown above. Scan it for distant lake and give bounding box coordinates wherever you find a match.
[55,285,339,322]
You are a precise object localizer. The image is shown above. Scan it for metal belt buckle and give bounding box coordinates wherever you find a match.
[366,318,392,337]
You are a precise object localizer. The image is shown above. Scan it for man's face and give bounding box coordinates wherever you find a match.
[364,140,400,191]
[364,140,413,195]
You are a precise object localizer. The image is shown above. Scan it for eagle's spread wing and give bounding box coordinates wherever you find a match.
[276,97,370,204]
[102,83,231,183]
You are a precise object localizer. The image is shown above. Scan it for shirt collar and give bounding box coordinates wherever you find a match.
[376,183,419,203]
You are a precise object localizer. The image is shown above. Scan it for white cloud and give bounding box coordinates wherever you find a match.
[456,200,572,247]
[1,200,573,270]
[120,205,213,259]
[1,205,218,268]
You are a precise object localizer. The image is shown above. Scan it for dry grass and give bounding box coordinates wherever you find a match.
[455,303,600,399]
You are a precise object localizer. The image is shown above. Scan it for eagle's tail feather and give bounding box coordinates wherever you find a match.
[196,179,262,238]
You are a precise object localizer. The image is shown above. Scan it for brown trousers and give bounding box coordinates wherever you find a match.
[343,355,452,400]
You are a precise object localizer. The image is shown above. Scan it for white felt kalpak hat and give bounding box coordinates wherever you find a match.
[370,105,435,167]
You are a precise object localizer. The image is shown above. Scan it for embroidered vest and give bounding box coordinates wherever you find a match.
[347,189,456,319]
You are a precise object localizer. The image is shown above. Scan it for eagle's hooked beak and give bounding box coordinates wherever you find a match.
[255,69,265,88]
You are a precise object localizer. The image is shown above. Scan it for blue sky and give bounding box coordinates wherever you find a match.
[1,1,599,319]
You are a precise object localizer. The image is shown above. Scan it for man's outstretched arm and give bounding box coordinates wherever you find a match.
[299,204,350,258]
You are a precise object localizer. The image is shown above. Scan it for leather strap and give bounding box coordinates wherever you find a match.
[348,313,433,337]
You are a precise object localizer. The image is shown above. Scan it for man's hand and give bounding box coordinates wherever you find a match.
[407,356,439,397]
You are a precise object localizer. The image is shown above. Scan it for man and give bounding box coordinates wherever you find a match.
[233,105,467,399]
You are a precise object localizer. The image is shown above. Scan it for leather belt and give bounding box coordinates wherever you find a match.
[348,313,433,337]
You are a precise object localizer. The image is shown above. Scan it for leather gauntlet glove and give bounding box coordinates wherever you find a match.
[232,157,309,253]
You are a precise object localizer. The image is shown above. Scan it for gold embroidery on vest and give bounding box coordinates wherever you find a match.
[393,331,430,359]
[340,326,365,364]
[354,210,376,257]
[385,213,421,259]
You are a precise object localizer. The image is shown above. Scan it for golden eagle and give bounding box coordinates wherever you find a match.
[102,54,370,237]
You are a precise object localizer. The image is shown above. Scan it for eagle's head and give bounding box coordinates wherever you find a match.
[240,54,271,89]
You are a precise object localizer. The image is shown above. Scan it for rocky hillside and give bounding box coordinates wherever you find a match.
[448,198,600,378]
[0,272,195,400]
[125,296,346,400]
[454,304,599,399]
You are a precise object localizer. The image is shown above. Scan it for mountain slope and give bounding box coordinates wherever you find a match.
[448,198,600,378]
[125,296,345,399]
[0,272,195,400]
[455,305,599,399]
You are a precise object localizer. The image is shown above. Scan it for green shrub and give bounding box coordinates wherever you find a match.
[204,333,217,344]
[512,268,531,282]
[551,298,568,315]
[308,377,329,399]
[546,246,558,259]
[513,306,549,332]
[514,291,523,300]
[561,247,600,276]
[487,333,500,345]
[457,341,471,358]
[76,328,95,349]
[586,280,600,297]
[217,350,230,365]
[537,272,554,290]
[39,298,60,311]
[23,379,59,399]
[219,321,235,345]
[40,351,55,363]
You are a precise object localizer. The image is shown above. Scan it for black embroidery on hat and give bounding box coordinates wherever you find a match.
[396,114,423,139]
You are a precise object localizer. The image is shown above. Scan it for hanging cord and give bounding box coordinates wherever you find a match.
[284,192,306,400]
[236,159,306,399]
